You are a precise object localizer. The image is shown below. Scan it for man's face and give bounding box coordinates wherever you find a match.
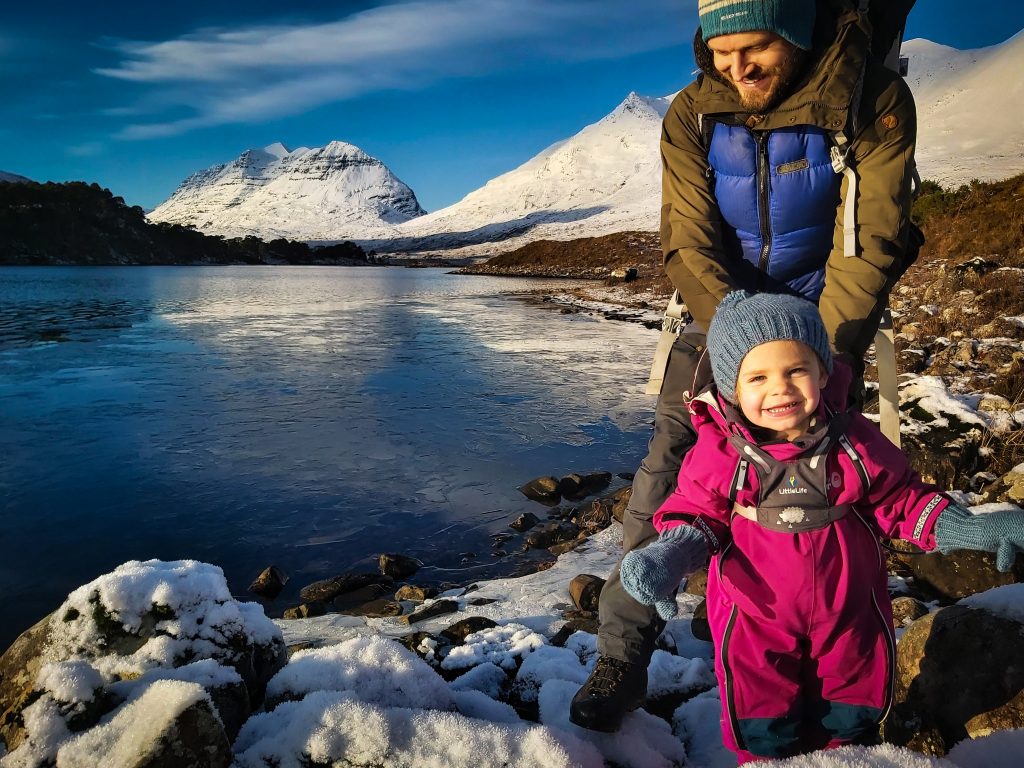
[707,31,803,113]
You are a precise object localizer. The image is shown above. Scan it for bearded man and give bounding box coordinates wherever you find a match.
[570,0,919,736]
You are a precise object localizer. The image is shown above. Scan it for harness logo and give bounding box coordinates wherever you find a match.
[778,507,807,527]
[779,474,809,495]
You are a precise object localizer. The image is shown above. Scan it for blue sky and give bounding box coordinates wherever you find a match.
[1,0,1021,213]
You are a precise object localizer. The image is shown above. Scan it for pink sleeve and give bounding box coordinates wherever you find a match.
[653,432,734,553]
[844,415,949,549]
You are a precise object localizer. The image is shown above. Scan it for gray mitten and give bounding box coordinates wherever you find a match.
[935,502,1024,572]
[620,526,709,620]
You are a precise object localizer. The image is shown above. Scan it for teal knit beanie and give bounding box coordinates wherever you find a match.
[699,0,816,50]
[707,290,833,402]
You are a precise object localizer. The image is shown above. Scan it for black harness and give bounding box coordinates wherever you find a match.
[727,414,870,533]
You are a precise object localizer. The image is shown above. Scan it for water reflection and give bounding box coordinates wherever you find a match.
[0,266,656,649]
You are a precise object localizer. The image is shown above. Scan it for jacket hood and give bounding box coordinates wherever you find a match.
[688,356,854,440]
[691,0,869,132]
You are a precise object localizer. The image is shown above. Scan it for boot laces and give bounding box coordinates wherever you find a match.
[588,657,633,696]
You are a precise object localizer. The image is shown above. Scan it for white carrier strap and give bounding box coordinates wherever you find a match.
[874,305,901,447]
[645,290,688,396]
[830,137,902,447]
[830,136,859,259]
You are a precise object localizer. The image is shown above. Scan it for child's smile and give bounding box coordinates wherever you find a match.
[734,339,829,440]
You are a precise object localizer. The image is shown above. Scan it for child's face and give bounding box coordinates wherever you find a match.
[734,340,829,441]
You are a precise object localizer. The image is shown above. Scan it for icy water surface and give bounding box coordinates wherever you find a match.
[0,266,656,646]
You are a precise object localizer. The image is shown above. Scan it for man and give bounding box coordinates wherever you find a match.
[570,0,918,732]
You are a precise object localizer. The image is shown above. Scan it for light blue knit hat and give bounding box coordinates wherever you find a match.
[699,0,816,50]
[707,290,833,402]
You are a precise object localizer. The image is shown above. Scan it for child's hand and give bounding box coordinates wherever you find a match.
[935,503,1024,572]
[620,526,709,620]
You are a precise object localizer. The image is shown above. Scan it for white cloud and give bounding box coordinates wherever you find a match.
[97,0,693,139]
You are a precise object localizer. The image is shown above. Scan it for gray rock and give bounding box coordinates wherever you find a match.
[248,565,288,600]
[569,574,605,612]
[0,613,52,752]
[299,572,393,603]
[525,522,580,550]
[884,604,1024,755]
[509,512,541,532]
[379,553,422,580]
[398,599,459,626]
[895,548,1021,601]
[891,596,930,628]
[683,569,709,598]
[610,486,632,523]
[395,584,438,602]
[281,601,327,620]
[518,476,561,506]
[441,617,499,644]
[558,472,612,501]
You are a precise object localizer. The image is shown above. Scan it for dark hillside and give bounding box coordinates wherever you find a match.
[0,181,368,266]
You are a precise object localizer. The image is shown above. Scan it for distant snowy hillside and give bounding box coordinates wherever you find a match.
[0,171,31,183]
[149,141,425,241]
[371,92,671,256]
[904,31,1024,187]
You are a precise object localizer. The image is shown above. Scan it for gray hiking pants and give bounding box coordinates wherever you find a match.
[597,330,712,664]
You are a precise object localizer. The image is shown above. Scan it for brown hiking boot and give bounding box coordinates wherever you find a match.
[569,656,647,732]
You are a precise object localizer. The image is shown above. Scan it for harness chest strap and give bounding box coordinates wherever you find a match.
[726,415,870,533]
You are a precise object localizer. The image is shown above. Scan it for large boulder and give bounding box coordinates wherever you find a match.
[890,546,1022,601]
[0,560,285,756]
[883,598,1024,755]
[0,614,52,750]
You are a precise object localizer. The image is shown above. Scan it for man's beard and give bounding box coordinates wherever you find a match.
[728,48,806,113]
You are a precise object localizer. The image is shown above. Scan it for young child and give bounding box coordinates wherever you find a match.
[620,290,1024,764]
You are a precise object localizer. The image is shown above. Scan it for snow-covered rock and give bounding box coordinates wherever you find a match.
[0,171,31,184]
[148,141,425,241]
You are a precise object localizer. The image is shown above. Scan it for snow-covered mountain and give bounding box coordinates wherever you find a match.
[148,141,425,241]
[146,31,1023,252]
[378,29,1024,257]
[904,30,1024,187]
[0,171,31,183]
[374,92,670,255]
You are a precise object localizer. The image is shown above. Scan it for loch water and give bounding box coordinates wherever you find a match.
[0,266,657,647]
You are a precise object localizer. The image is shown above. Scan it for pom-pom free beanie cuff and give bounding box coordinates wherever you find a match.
[698,0,816,50]
[707,290,833,401]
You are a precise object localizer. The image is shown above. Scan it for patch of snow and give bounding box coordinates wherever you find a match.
[513,645,591,703]
[647,649,716,699]
[265,636,455,711]
[959,583,1024,625]
[441,623,547,671]
[35,661,104,704]
[946,728,1024,767]
[232,690,606,768]
[762,743,957,766]
[55,680,212,768]
[537,679,689,768]
[673,689,735,768]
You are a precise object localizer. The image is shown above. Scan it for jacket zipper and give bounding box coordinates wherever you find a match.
[870,587,897,723]
[755,130,772,274]
[720,605,746,750]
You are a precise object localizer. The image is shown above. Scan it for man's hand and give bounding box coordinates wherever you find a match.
[620,526,709,620]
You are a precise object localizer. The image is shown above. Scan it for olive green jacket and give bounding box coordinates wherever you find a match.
[661,1,917,359]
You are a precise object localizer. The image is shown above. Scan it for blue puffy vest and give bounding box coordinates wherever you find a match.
[707,122,842,302]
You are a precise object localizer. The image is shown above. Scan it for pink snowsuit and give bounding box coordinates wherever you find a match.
[653,371,949,763]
